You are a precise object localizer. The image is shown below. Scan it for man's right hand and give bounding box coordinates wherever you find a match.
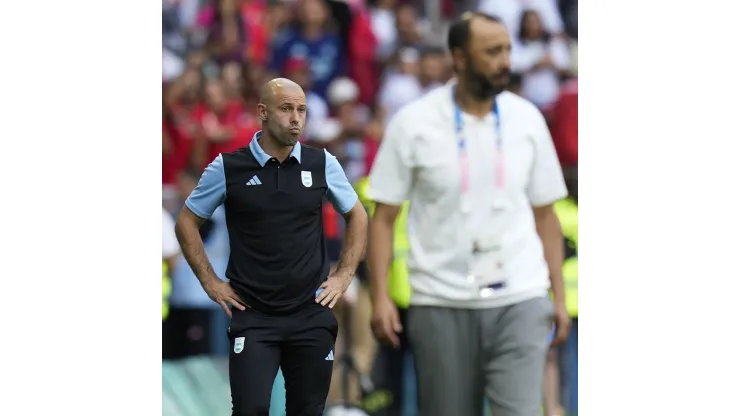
[371,294,403,348]
[204,279,247,318]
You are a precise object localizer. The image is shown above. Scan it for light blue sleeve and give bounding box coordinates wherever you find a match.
[324,150,358,215]
[185,154,227,219]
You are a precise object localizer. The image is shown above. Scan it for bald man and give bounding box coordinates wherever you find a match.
[175,78,368,416]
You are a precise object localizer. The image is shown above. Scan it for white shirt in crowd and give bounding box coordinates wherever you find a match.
[379,73,423,123]
[368,82,567,309]
[511,37,571,108]
[478,0,563,37]
[371,7,399,61]
[162,208,180,260]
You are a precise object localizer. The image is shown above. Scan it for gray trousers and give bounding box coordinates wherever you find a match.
[407,296,553,416]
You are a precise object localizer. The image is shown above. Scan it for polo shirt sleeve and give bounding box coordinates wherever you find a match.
[367,112,414,205]
[527,109,569,207]
[324,150,358,215]
[185,154,227,219]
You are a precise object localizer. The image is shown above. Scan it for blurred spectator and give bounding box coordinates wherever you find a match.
[325,0,355,52]
[327,277,377,409]
[327,77,369,182]
[239,0,271,66]
[283,56,332,141]
[510,9,570,109]
[191,79,260,169]
[347,0,381,106]
[362,104,386,175]
[162,207,180,322]
[270,0,346,100]
[203,0,249,65]
[221,62,245,103]
[163,67,205,206]
[371,0,400,62]
[268,0,295,34]
[569,39,577,76]
[418,46,448,93]
[163,47,187,83]
[507,72,524,96]
[240,61,269,105]
[162,206,180,279]
[548,77,578,167]
[394,4,424,53]
[163,0,204,62]
[163,169,230,360]
[478,0,564,38]
[557,0,578,39]
[378,48,423,123]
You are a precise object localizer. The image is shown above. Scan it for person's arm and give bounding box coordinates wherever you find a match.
[533,204,564,304]
[368,203,400,298]
[326,150,367,275]
[315,151,368,308]
[366,112,414,347]
[366,113,414,301]
[526,107,570,343]
[175,154,227,290]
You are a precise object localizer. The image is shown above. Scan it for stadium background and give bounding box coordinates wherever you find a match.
[161,0,578,414]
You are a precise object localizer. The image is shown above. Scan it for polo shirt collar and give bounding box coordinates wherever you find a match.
[248,131,302,166]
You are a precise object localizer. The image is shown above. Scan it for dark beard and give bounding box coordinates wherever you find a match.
[465,65,508,100]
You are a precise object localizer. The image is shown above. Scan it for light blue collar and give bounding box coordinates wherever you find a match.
[248,131,302,166]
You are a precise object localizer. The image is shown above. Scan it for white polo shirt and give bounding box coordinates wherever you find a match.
[368,82,567,309]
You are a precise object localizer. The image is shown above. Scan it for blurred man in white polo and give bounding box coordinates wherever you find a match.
[367,12,570,416]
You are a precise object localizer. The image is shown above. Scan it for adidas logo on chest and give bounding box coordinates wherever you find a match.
[245,175,262,186]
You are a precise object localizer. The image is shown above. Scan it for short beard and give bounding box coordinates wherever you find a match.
[262,116,298,147]
[463,55,507,100]
[267,122,298,147]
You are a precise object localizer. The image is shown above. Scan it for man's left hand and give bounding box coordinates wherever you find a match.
[551,302,571,346]
[315,271,353,309]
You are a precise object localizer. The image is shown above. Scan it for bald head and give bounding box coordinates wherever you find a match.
[257,78,308,147]
[259,78,305,106]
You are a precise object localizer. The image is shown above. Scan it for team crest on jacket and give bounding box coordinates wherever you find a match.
[301,171,312,187]
[234,337,245,354]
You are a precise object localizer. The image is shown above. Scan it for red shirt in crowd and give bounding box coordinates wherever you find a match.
[548,79,578,167]
[163,121,177,185]
[240,0,270,66]
[163,104,202,185]
[347,6,379,106]
[195,100,261,170]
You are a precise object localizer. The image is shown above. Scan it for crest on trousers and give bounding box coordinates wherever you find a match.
[301,171,312,187]
[234,337,245,354]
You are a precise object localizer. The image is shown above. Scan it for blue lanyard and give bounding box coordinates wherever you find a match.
[452,87,504,191]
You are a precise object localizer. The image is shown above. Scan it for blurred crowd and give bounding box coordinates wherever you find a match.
[162,0,578,414]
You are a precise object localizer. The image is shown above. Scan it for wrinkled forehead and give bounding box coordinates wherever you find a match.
[274,86,306,105]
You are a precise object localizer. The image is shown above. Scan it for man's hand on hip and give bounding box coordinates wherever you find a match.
[315,270,353,309]
[204,279,247,318]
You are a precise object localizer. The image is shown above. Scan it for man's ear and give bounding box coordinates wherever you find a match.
[257,103,267,122]
[451,49,466,73]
